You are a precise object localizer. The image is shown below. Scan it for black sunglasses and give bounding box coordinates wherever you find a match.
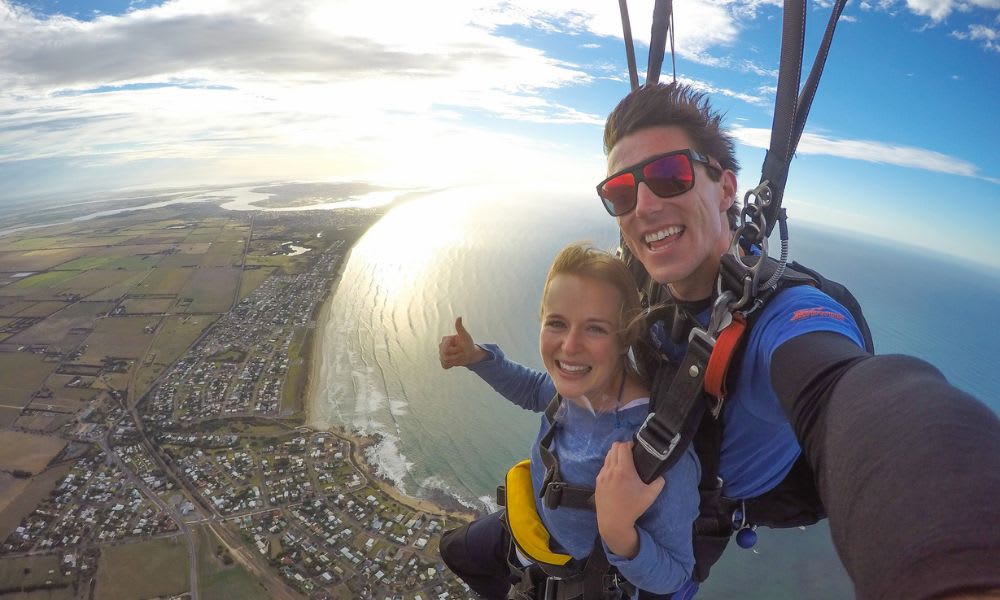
[596,149,721,216]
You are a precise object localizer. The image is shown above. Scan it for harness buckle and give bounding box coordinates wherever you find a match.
[635,413,682,461]
[542,481,563,510]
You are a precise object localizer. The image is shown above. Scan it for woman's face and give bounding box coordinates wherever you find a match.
[539,273,625,403]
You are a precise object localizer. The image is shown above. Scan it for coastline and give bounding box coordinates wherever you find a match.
[303,243,477,524]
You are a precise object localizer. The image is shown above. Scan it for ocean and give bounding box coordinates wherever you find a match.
[308,187,1000,598]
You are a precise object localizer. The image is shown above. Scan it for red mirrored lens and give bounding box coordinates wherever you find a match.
[599,173,636,215]
[643,153,694,198]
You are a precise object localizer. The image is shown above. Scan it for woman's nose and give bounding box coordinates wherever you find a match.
[561,328,583,353]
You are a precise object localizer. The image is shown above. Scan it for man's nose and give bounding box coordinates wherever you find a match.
[634,182,662,218]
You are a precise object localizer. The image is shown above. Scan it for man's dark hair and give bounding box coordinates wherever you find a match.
[604,83,741,229]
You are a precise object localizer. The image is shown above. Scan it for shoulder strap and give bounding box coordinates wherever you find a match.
[537,395,597,511]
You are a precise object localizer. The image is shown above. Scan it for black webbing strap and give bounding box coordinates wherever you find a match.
[645,0,673,86]
[617,0,639,91]
[537,395,597,510]
[537,539,634,600]
[759,0,849,237]
[632,330,714,484]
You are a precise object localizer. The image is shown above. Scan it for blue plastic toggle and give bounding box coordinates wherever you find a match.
[736,527,758,549]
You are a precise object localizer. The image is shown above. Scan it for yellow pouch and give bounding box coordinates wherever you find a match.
[504,459,572,567]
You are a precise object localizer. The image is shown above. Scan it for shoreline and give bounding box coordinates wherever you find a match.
[303,240,477,524]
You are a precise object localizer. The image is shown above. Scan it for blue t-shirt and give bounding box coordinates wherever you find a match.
[469,345,700,595]
[649,285,865,498]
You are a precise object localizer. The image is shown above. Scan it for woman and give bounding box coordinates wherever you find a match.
[438,243,700,598]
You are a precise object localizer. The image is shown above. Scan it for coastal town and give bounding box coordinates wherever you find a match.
[0,195,476,599]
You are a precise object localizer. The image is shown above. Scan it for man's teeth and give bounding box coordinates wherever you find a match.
[645,226,683,244]
[559,362,590,373]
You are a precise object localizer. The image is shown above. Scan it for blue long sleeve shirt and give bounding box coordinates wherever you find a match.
[468,344,700,595]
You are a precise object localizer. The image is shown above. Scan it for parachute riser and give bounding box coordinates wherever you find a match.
[718,180,790,314]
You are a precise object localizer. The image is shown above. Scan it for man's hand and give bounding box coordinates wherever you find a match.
[439,317,487,369]
[595,440,666,559]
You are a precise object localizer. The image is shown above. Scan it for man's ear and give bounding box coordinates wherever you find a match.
[720,169,738,211]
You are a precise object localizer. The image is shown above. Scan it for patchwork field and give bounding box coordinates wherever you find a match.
[0,301,34,318]
[8,271,78,293]
[83,272,149,302]
[131,267,193,295]
[8,302,67,319]
[54,270,140,295]
[202,240,245,267]
[0,248,90,273]
[0,463,74,539]
[0,352,59,414]
[0,432,66,474]
[38,375,98,403]
[177,267,239,313]
[5,301,112,347]
[73,316,159,363]
[155,254,202,268]
[0,554,72,592]
[121,298,174,314]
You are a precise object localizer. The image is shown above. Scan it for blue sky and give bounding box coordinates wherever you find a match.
[0,0,998,269]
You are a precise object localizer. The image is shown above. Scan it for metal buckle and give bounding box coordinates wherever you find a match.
[543,576,557,600]
[635,413,681,461]
[542,481,563,510]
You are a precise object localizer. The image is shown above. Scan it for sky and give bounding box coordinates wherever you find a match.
[0,0,998,269]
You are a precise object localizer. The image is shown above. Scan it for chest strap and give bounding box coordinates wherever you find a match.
[538,394,597,510]
[632,292,748,484]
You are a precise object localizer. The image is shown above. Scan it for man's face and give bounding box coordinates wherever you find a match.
[609,126,736,300]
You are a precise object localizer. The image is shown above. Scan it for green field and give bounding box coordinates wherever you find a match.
[196,526,270,600]
[281,327,308,415]
[94,537,190,600]
[10,271,79,291]
[54,256,114,271]
[57,269,142,295]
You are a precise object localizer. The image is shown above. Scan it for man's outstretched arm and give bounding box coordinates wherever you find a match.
[772,331,1000,600]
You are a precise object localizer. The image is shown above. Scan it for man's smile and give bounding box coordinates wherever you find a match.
[644,225,685,250]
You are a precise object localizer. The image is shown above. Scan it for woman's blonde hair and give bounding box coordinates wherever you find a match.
[540,242,645,381]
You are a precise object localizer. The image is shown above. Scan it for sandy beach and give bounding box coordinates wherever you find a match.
[303,247,477,523]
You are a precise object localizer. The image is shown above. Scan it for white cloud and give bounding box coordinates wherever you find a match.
[906,0,1000,22]
[678,76,771,106]
[0,0,621,197]
[951,23,1000,50]
[731,126,996,182]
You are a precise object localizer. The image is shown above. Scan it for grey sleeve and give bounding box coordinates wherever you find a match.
[772,331,1000,600]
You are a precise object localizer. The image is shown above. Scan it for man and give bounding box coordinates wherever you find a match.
[442,83,1000,599]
